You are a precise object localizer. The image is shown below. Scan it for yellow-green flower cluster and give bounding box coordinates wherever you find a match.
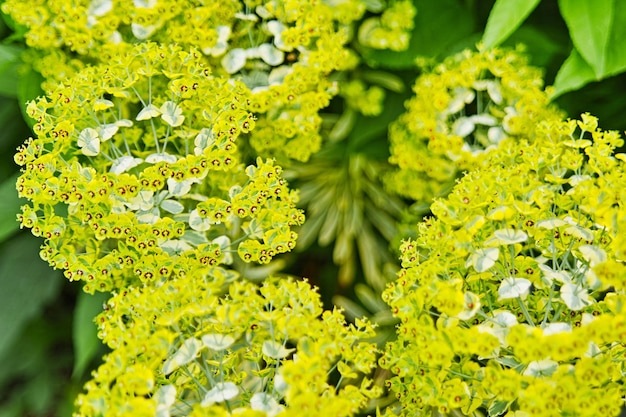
[2,0,416,163]
[381,115,626,416]
[357,0,415,51]
[15,42,303,293]
[386,47,563,203]
[339,79,386,117]
[76,276,381,417]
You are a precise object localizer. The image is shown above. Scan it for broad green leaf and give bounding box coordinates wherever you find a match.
[72,290,108,379]
[19,370,54,414]
[0,96,30,155]
[0,307,78,417]
[0,173,21,243]
[360,0,474,68]
[605,0,626,74]
[0,233,61,360]
[0,45,22,97]
[553,0,626,98]
[481,0,541,49]
[559,0,613,77]
[0,45,19,63]
[17,65,44,128]
[552,48,597,98]
[502,26,564,68]
[1,11,28,41]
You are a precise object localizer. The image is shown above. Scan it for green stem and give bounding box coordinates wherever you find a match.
[517,296,535,327]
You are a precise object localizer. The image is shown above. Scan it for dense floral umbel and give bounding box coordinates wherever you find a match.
[381,115,626,416]
[15,42,303,293]
[76,276,381,417]
[2,0,416,163]
[357,0,415,52]
[386,47,563,204]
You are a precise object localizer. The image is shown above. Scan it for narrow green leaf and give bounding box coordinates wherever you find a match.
[318,205,340,247]
[0,173,21,243]
[364,204,397,242]
[0,233,61,360]
[361,70,406,93]
[355,222,382,288]
[295,204,329,249]
[328,108,356,142]
[332,295,368,321]
[559,0,613,77]
[72,290,108,379]
[355,283,389,314]
[552,49,597,98]
[333,230,354,264]
[482,0,541,49]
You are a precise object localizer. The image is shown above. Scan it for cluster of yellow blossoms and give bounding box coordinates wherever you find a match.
[14,42,304,293]
[382,115,626,416]
[387,47,563,204]
[3,0,415,162]
[5,0,422,414]
[79,276,380,417]
[9,29,392,413]
[8,0,626,416]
